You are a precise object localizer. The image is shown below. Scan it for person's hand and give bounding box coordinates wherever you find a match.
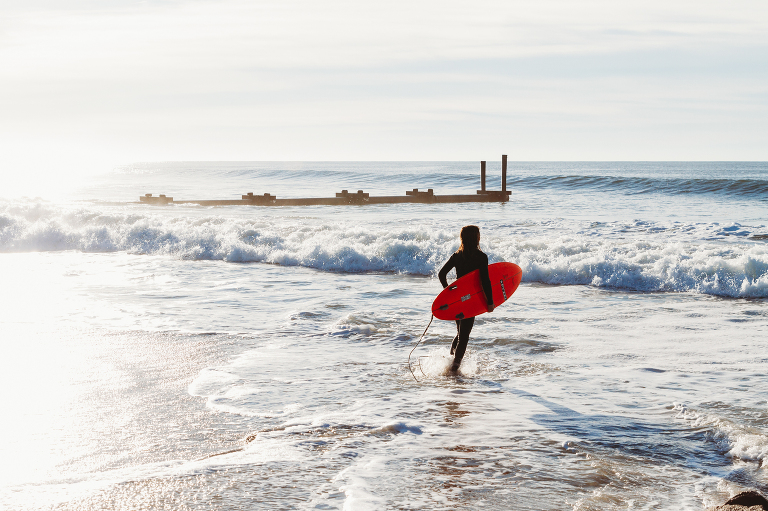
[487,302,495,313]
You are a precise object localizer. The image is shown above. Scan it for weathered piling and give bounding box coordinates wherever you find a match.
[138,158,512,206]
[477,155,510,198]
[242,192,276,204]
[336,190,370,204]
[502,154,507,192]
[139,193,173,204]
[146,190,510,206]
[405,188,435,203]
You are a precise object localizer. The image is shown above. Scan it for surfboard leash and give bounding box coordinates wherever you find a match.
[408,314,434,382]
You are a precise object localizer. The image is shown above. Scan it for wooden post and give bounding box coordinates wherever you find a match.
[502,154,507,192]
[481,161,486,192]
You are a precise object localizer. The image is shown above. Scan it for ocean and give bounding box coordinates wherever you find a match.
[1,161,766,510]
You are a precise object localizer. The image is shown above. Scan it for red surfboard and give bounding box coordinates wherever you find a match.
[432,262,522,320]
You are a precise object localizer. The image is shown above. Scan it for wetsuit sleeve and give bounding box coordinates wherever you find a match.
[479,253,493,305]
[438,253,456,288]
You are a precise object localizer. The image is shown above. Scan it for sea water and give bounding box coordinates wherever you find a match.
[0,162,766,510]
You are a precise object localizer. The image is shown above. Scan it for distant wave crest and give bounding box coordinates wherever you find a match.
[1,204,767,298]
[511,175,768,198]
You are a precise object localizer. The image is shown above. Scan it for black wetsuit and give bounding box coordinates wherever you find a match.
[438,250,493,370]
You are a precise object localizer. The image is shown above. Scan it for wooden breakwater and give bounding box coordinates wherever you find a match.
[138,156,512,206]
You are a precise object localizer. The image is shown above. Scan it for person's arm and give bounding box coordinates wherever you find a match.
[478,253,494,312]
[438,254,456,288]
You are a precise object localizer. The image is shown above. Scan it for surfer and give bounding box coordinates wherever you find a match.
[438,225,494,373]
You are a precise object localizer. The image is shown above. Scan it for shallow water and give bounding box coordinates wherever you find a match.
[1,162,767,510]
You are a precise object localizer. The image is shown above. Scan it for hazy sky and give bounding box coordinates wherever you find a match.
[1,0,767,175]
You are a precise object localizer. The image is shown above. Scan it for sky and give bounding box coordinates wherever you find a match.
[0,0,767,178]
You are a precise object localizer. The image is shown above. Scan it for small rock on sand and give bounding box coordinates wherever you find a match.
[708,491,768,511]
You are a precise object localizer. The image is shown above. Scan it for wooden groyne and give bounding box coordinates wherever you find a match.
[138,157,512,206]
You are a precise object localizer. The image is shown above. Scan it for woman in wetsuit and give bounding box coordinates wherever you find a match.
[438,225,494,373]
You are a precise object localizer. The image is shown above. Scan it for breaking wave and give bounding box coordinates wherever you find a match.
[1,204,767,298]
[675,403,768,468]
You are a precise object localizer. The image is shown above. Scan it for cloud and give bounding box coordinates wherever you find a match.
[0,0,766,171]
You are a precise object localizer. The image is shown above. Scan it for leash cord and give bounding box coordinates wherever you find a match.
[408,314,434,382]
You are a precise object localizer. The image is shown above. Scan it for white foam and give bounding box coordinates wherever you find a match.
[334,458,389,511]
[330,314,380,337]
[187,368,239,397]
[411,347,480,378]
[2,203,767,297]
[675,403,768,467]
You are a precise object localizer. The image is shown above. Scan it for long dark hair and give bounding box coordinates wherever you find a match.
[458,225,480,256]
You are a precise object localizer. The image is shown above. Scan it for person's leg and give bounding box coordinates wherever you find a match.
[451,316,475,371]
[451,320,460,355]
